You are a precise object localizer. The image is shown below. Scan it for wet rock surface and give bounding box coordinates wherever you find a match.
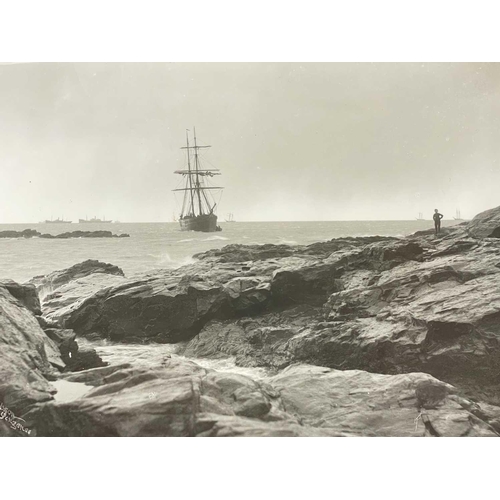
[29,259,125,295]
[0,276,108,436]
[181,206,500,405]
[29,358,499,437]
[466,206,500,238]
[0,282,59,432]
[4,205,500,436]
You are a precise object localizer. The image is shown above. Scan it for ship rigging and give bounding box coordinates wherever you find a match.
[173,128,223,232]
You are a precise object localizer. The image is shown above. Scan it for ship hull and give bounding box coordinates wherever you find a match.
[179,214,220,232]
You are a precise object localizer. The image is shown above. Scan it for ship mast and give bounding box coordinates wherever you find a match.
[186,130,195,216]
[174,129,222,218]
[193,127,203,216]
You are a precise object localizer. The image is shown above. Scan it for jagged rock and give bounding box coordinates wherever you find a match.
[0,279,41,315]
[466,205,500,238]
[31,358,281,436]
[41,273,127,326]
[28,358,499,437]
[29,204,500,409]
[29,259,125,296]
[181,206,500,404]
[0,283,58,423]
[194,237,396,263]
[42,327,106,371]
[39,264,277,342]
[43,328,78,364]
[36,237,421,342]
[64,346,107,372]
[180,305,321,370]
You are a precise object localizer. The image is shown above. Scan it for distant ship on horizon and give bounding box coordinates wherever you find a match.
[225,213,235,222]
[416,212,426,221]
[79,216,112,223]
[44,217,72,223]
[453,209,464,221]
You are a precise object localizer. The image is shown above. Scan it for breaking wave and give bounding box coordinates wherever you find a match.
[202,235,229,241]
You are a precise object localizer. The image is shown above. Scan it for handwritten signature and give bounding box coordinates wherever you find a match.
[0,402,32,435]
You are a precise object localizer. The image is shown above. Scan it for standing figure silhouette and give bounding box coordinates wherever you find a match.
[433,209,443,235]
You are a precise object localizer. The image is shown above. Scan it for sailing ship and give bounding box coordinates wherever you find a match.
[173,128,222,232]
[44,217,72,223]
[225,213,235,222]
[78,216,112,223]
[453,209,464,221]
[416,212,425,221]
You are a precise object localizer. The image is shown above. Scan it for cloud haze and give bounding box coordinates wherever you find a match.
[0,62,498,222]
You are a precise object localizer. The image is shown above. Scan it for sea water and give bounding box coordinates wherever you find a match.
[0,220,461,283]
[1,219,461,402]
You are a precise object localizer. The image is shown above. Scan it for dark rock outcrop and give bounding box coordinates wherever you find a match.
[0,278,109,436]
[43,327,106,372]
[41,230,130,239]
[22,203,500,436]
[180,206,500,404]
[0,279,41,315]
[0,283,59,432]
[35,237,424,342]
[0,229,129,239]
[0,229,40,238]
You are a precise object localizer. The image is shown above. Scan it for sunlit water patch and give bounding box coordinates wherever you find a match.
[51,379,92,403]
[78,338,271,380]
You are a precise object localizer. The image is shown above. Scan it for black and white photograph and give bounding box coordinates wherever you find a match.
[1,2,498,496]
[3,59,500,438]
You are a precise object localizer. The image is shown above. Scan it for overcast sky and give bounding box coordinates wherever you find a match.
[0,62,498,223]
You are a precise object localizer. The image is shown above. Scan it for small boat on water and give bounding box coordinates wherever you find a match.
[79,216,112,223]
[173,128,223,232]
[44,217,72,223]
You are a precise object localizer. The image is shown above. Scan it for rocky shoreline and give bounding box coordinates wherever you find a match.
[2,206,500,436]
[0,229,129,239]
